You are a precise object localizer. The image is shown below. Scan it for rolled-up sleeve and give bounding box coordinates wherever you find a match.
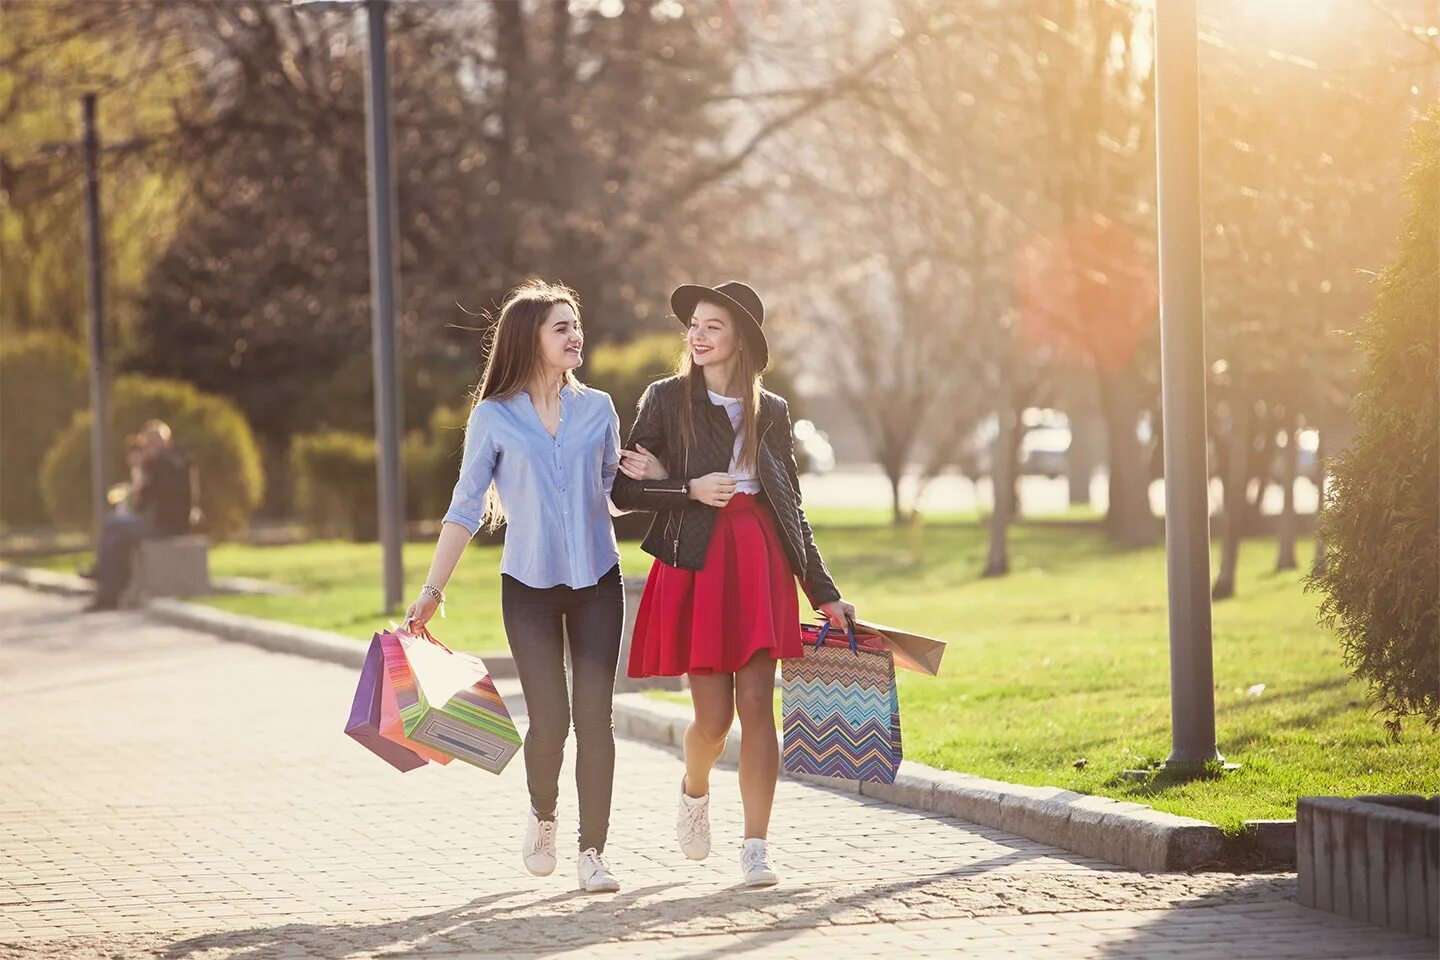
[441,401,498,537]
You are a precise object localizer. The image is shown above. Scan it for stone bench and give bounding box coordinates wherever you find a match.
[123,534,211,605]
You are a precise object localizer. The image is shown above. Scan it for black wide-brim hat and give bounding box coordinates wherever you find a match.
[671,280,769,369]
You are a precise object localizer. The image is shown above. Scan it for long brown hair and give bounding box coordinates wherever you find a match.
[677,298,764,471]
[471,279,583,529]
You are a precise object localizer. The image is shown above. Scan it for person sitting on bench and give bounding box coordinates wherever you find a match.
[84,419,193,612]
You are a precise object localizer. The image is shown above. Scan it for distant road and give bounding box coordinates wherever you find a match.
[800,466,1321,518]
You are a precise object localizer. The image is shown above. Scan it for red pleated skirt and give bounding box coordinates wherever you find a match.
[627,493,802,678]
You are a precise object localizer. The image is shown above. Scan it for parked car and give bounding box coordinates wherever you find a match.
[1019,426,1072,479]
[793,419,835,475]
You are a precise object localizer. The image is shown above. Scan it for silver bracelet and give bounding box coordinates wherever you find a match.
[421,583,446,619]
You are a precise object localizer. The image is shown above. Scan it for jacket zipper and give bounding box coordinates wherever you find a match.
[673,438,689,566]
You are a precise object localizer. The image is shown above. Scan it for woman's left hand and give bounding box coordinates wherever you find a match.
[818,598,857,631]
[619,444,668,481]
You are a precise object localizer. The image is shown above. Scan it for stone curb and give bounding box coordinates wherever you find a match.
[611,692,1227,873]
[3,563,1225,872]
[0,564,94,597]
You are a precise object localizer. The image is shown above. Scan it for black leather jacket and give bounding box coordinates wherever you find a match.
[611,374,842,608]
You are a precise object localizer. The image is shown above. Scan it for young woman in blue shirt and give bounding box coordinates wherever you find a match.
[405,279,624,894]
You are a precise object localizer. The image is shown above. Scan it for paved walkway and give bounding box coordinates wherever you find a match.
[0,585,1431,959]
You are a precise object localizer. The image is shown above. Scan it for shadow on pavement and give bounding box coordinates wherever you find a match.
[157,848,1056,959]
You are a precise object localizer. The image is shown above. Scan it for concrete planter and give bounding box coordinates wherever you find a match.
[1297,794,1439,938]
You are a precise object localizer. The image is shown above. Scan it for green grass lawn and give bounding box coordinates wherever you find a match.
[28,514,1437,831]
[640,519,1437,832]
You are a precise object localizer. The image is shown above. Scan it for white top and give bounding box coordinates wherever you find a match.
[708,389,762,495]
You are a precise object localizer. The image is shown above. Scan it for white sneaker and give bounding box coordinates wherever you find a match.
[741,837,778,887]
[522,807,557,877]
[577,847,620,893]
[677,776,712,861]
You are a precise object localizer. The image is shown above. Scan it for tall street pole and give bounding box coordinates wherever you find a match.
[363,0,405,611]
[82,93,110,548]
[1154,0,1223,768]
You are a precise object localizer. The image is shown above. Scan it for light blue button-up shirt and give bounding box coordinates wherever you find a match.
[441,383,622,590]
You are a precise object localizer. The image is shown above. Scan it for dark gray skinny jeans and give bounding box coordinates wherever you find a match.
[500,563,623,853]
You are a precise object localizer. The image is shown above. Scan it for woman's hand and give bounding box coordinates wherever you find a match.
[818,598,857,631]
[404,591,440,631]
[618,444,668,481]
[687,472,737,508]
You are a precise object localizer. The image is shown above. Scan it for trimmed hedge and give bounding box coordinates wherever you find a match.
[291,412,468,542]
[40,375,265,540]
[583,333,684,436]
[0,333,88,528]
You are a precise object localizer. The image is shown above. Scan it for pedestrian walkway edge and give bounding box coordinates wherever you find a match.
[610,692,1226,874]
[1,565,1221,873]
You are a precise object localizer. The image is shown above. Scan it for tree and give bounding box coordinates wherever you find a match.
[1199,0,1435,596]
[745,1,1014,530]
[1309,107,1439,733]
[0,0,193,345]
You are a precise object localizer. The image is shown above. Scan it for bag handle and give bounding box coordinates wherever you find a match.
[815,613,860,655]
[394,618,454,654]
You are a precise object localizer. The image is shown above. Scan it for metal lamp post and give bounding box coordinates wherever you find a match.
[296,0,405,612]
[1154,0,1224,768]
[81,93,110,548]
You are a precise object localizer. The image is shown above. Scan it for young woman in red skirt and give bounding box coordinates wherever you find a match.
[612,280,856,887]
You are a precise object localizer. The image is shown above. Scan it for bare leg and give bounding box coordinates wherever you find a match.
[683,672,734,797]
[733,652,779,839]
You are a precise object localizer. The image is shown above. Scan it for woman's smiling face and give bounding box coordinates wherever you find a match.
[686,300,739,367]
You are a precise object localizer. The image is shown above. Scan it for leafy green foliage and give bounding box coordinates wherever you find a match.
[40,375,265,540]
[290,412,468,542]
[1310,109,1440,732]
[0,333,87,527]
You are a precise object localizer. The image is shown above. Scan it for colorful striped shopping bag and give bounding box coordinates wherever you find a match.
[380,626,522,775]
[781,618,903,784]
[344,632,437,772]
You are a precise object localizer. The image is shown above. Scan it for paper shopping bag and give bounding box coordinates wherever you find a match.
[781,619,902,784]
[853,618,947,677]
[389,626,521,775]
[377,631,455,766]
[343,633,430,772]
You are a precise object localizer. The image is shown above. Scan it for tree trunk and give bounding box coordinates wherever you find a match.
[1242,407,1277,537]
[1213,391,1250,600]
[1067,409,1099,507]
[1007,419,1024,522]
[1275,416,1299,572]
[984,385,1014,577]
[887,466,905,528]
[1097,365,1158,547]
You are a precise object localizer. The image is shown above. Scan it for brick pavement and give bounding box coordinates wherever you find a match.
[0,584,1433,959]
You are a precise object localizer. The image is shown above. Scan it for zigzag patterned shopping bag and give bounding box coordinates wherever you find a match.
[781,618,903,784]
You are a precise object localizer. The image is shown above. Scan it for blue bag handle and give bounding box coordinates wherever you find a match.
[815,613,860,655]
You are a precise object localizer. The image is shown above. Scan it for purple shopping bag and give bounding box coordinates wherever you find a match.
[344,632,429,772]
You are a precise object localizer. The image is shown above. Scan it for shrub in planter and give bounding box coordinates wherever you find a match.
[40,375,264,540]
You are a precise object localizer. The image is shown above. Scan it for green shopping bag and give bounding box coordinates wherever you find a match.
[383,626,521,775]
